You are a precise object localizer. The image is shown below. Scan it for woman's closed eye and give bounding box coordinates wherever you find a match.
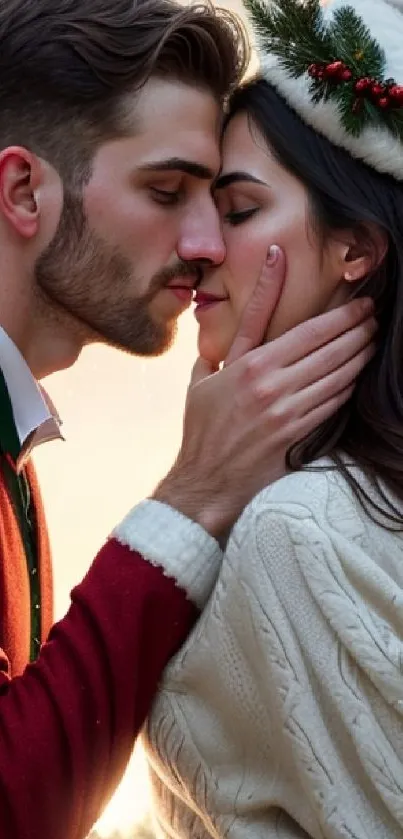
[224,207,259,226]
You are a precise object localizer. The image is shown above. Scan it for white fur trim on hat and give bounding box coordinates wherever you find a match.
[256,0,403,180]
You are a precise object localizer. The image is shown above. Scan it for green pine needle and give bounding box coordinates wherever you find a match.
[244,0,333,74]
[329,7,385,78]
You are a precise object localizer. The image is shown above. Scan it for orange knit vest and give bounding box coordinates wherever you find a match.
[0,462,53,677]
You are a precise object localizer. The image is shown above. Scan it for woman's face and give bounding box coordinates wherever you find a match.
[196,112,352,365]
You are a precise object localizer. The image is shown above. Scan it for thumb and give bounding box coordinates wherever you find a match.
[189,356,218,388]
[224,245,285,366]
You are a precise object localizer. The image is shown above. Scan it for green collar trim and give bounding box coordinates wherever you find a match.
[0,367,22,464]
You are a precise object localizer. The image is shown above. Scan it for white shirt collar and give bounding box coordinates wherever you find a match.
[0,325,62,469]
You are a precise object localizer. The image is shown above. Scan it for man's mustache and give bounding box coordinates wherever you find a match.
[157,261,203,287]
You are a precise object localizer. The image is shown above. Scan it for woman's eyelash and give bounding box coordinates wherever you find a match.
[224,208,258,226]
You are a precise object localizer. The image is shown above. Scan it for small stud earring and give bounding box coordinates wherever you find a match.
[344,271,353,281]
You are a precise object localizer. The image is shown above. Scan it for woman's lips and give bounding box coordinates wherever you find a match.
[193,291,229,313]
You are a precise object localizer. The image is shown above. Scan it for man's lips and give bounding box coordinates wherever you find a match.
[164,282,229,308]
[166,280,195,302]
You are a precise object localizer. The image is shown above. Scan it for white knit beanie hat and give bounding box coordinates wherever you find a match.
[244,0,403,181]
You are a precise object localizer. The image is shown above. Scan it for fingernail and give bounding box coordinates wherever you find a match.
[266,244,280,265]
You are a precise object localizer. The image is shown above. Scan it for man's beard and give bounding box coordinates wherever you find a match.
[34,189,187,356]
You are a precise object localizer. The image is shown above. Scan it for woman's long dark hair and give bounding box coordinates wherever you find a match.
[227,78,403,528]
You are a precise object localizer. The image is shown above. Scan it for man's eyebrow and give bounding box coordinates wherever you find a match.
[138,157,215,180]
[214,171,268,190]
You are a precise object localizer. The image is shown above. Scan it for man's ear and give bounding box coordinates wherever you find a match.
[340,223,388,283]
[0,146,42,239]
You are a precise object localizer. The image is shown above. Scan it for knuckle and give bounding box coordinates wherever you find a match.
[240,356,287,409]
[317,346,342,375]
[240,354,262,387]
[300,319,324,349]
[250,375,279,407]
[323,331,364,370]
[270,398,295,428]
[321,355,361,400]
[251,378,275,406]
[319,378,342,406]
[321,366,350,399]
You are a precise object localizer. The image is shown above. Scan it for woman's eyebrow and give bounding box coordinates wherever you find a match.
[214,171,268,190]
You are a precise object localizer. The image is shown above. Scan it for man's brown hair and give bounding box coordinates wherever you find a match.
[0,0,249,183]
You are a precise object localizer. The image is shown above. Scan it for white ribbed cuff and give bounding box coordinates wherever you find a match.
[112,499,222,609]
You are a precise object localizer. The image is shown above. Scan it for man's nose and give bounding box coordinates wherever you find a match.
[177,211,226,266]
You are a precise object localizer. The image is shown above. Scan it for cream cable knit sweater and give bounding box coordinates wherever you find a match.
[143,460,403,838]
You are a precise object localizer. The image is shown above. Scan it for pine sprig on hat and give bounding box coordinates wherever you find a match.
[244,0,403,140]
[246,0,332,74]
[329,7,384,78]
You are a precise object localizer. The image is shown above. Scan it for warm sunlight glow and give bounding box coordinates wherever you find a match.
[95,746,151,837]
[35,312,197,838]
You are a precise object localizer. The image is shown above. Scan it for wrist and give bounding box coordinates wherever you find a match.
[153,471,229,542]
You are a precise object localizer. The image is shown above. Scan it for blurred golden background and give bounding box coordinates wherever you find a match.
[35,312,197,837]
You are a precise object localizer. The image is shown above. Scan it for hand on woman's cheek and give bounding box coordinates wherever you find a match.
[196,111,349,363]
[196,251,273,365]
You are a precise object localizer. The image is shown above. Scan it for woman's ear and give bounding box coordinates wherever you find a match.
[340,223,388,283]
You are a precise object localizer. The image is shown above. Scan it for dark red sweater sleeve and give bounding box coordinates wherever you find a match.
[0,538,198,839]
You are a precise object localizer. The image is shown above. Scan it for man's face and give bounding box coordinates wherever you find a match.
[35,78,224,356]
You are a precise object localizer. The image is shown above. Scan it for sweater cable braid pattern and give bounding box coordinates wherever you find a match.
[144,461,403,839]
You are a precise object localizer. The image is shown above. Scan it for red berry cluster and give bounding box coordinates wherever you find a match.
[308,60,352,83]
[308,59,403,115]
[353,77,403,110]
